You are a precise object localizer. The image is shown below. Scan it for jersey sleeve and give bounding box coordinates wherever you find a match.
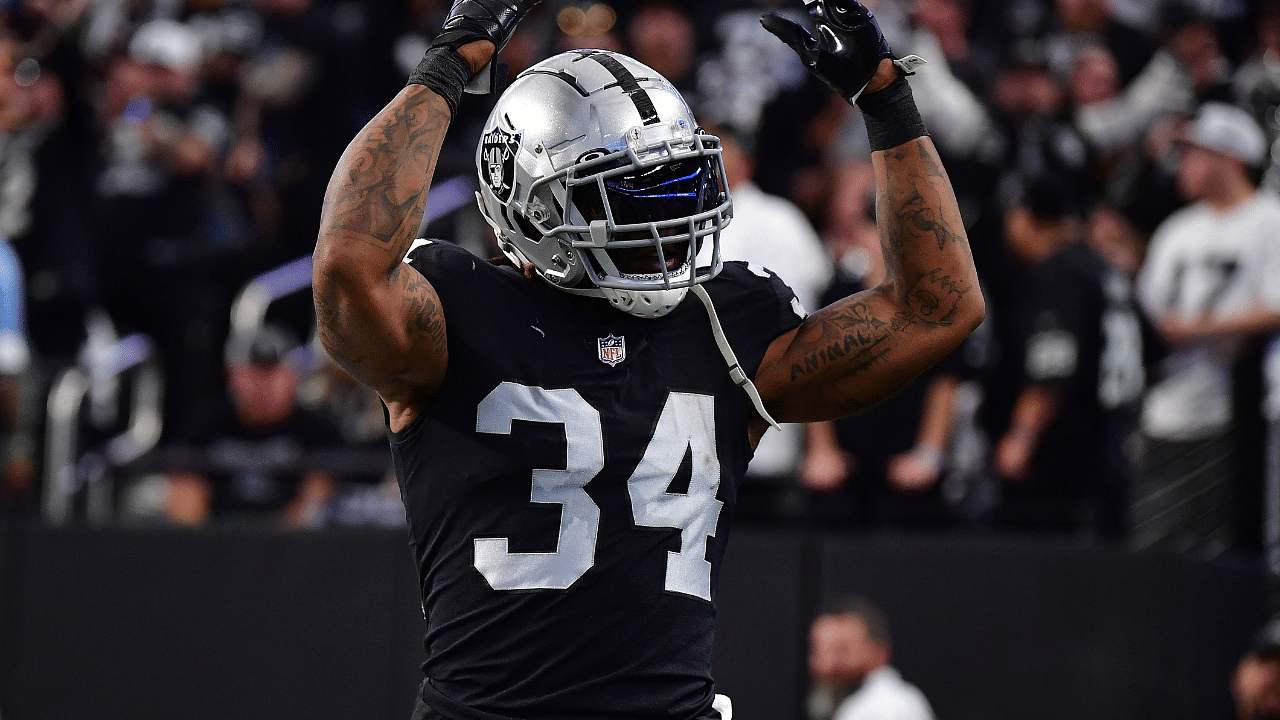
[404,238,490,290]
[708,261,807,381]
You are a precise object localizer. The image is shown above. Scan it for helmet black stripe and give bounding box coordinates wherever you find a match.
[580,51,661,126]
[522,68,591,97]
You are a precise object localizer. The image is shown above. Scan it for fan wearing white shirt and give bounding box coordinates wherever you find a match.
[1134,102,1280,556]
[807,596,937,720]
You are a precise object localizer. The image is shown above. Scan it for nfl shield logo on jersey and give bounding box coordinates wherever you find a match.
[480,128,519,203]
[598,335,626,366]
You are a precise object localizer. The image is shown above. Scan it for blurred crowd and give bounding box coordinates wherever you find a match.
[0,0,1277,561]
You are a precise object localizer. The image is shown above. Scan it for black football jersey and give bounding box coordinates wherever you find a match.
[389,240,804,720]
[169,398,344,515]
[1018,243,1144,488]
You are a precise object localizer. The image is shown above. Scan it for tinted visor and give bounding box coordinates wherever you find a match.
[574,158,724,227]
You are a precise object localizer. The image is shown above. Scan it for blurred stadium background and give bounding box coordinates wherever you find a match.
[0,0,1276,718]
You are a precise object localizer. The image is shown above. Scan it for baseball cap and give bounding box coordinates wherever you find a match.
[129,19,204,73]
[1181,102,1269,167]
[224,324,301,368]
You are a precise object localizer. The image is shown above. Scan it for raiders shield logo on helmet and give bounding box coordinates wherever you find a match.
[481,128,519,203]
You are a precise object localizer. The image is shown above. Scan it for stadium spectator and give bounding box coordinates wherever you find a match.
[1235,3,1280,166]
[1235,619,1280,720]
[91,18,237,430]
[1133,102,1280,556]
[699,1,824,218]
[0,237,32,516]
[1076,3,1233,157]
[234,0,388,265]
[695,0,811,137]
[0,22,95,365]
[874,0,996,165]
[807,596,937,720]
[164,324,341,527]
[1043,0,1159,87]
[1085,200,1147,279]
[906,0,1000,97]
[625,1,698,98]
[992,175,1145,534]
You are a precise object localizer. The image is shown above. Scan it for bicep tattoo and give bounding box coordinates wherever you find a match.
[322,91,448,269]
[397,264,448,355]
[788,300,894,383]
[781,140,976,411]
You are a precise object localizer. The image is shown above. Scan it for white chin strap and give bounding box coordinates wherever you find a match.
[690,285,781,431]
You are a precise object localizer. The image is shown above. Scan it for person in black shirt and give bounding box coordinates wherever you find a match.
[312,1,985,718]
[992,178,1144,534]
[165,324,342,526]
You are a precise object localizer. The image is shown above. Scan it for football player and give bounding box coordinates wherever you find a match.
[312,1,984,718]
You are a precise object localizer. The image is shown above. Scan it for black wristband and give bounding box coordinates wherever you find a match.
[856,75,929,152]
[407,46,472,119]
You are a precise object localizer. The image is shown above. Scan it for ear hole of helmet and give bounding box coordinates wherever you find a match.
[514,213,542,244]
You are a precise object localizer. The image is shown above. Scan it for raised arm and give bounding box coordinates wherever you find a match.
[755,2,985,423]
[312,1,538,431]
[312,82,456,430]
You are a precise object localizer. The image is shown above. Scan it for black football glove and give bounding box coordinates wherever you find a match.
[432,0,542,94]
[760,0,923,105]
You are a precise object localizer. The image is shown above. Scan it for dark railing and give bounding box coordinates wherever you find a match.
[42,332,164,525]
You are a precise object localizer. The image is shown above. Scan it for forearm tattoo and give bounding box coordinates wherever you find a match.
[880,142,966,268]
[785,139,975,410]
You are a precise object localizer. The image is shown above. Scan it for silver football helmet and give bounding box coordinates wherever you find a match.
[474,49,731,318]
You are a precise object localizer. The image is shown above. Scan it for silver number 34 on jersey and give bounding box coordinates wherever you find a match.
[474,382,723,601]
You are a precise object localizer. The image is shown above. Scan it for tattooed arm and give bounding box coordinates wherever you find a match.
[313,41,493,432]
[753,64,985,424]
